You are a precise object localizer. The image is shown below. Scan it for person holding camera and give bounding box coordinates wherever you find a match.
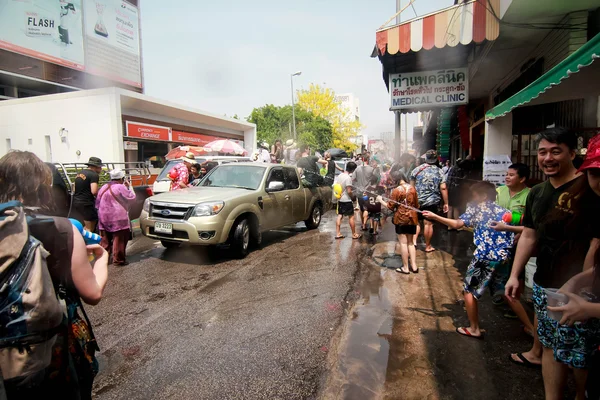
[96,169,136,266]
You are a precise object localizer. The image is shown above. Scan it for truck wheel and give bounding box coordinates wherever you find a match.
[161,240,181,249]
[305,204,322,230]
[230,218,250,258]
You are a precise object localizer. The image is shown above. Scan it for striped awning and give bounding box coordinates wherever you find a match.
[376,0,500,56]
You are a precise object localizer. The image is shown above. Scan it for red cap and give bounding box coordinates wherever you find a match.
[579,134,600,172]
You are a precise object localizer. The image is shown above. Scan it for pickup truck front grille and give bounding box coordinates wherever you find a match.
[150,202,194,221]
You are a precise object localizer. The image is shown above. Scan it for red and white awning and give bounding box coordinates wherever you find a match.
[376,0,500,56]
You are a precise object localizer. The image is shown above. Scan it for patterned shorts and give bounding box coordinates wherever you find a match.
[368,212,382,222]
[533,283,600,369]
[463,258,510,300]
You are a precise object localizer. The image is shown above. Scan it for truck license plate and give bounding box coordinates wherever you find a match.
[154,222,173,234]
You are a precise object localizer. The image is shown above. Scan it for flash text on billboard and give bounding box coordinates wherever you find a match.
[389,68,469,110]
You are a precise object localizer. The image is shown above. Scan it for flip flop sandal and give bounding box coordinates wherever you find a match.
[410,267,419,273]
[456,327,484,340]
[425,248,436,253]
[509,353,541,369]
[395,268,410,274]
[352,234,363,240]
[335,235,345,240]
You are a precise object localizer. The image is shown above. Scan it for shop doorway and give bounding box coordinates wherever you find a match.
[137,141,169,169]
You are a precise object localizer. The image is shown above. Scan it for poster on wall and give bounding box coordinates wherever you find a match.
[0,0,85,70]
[83,0,141,87]
[483,155,512,186]
[389,68,468,110]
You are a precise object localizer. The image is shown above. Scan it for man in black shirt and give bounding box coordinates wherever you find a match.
[505,128,600,400]
[296,145,326,187]
[73,156,103,232]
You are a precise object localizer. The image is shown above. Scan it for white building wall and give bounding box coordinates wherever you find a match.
[0,93,122,163]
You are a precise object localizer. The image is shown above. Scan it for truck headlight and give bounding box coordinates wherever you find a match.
[192,201,224,217]
[143,198,150,212]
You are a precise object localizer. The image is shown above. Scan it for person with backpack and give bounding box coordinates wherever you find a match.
[0,150,109,399]
[96,169,136,266]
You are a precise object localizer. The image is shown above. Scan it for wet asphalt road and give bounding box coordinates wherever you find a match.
[88,212,367,400]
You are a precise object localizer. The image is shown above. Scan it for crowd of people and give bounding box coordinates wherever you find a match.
[331,128,600,400]
[0,127,598,398]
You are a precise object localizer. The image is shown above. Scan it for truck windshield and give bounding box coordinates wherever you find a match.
[200,165,266,190]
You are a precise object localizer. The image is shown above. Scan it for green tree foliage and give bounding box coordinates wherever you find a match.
[296,84,363,152]
[248,105,333,151]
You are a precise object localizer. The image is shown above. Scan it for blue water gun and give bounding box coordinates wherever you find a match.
[69,219,101,245]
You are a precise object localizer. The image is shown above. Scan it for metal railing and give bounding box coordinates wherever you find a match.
[54,162,152,194]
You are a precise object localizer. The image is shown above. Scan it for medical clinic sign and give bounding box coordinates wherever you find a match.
[126,121,171,141]
[389,68,468,110]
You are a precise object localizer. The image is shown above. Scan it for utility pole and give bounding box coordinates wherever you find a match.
[404,112,408,152]
[290,71,302,140]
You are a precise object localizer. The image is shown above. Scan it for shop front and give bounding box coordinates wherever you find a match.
[484,32,600,182]
[0,87,257,170]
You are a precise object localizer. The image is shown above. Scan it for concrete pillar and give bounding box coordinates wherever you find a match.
[394,111,402,160]
[6,86,18,99]
[484,113,513,159]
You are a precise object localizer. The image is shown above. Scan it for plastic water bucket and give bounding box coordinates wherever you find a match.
[544,288,569,321]
[525,258,537,289]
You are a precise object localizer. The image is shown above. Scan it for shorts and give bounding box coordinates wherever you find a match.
[418,204,439,221]
[395,224,417,235]
[73,204,98,222]
[368,212,382,222]
[463,258,510,300]
[357,197,366,212]
[533,283,600,369]
[337,201,355,217]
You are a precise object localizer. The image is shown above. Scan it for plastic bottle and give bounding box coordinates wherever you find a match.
[69,219,101,245]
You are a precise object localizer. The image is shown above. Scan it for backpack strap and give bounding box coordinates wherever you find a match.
[0,201,22,218]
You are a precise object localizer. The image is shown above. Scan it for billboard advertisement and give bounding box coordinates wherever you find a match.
[389,68,468,111]
[83,0,142,87]
[0,0,85,70]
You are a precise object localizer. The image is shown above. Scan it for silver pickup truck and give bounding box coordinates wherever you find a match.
[140,163,332,258]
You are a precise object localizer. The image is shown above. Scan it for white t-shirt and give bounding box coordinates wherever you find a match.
[336,173,353,203]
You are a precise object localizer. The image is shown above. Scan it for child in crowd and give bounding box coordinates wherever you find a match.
[363,176,385,235]
[422,181,515,338]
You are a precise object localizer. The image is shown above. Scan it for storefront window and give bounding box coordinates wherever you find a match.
[137,141,168,168]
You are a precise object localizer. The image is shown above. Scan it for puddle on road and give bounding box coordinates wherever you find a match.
[332,261,394,400]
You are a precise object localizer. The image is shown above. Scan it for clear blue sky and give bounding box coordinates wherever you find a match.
[141,0,453,138]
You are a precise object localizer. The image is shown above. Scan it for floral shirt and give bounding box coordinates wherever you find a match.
[410,164,445,207]
[460,201,514,261]
[388,183,419,226]
[170,163,189,191]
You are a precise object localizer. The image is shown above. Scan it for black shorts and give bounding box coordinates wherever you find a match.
[418,204,439,221]
[395,224,417,235]
[73,204,98,222]
[337,201,355,217]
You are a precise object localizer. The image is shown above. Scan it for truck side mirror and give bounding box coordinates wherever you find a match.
[266,181,285,193]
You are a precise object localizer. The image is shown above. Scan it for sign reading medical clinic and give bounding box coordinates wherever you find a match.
[389,68,468,110]
[126,122,171,141]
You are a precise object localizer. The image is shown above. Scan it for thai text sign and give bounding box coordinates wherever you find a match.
[172,130,220,146]
[389,68,468,110]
